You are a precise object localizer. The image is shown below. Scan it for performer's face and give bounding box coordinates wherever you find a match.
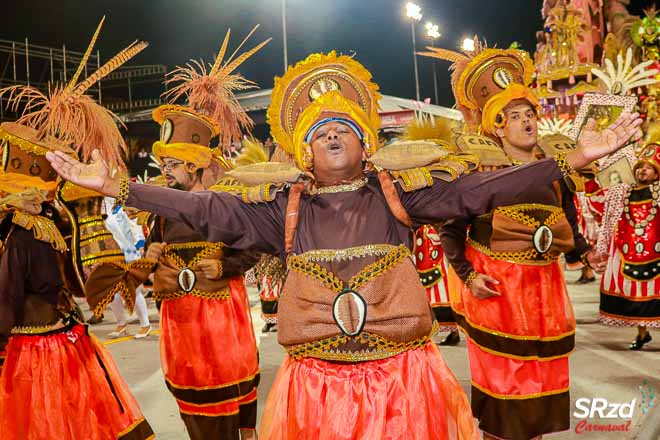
[310,121,364,181]
[496,101,538,151]
[160,157,199,190]
[635,162,659,185]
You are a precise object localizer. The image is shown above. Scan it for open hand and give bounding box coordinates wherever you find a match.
[469,273,501,299]
[45,149,120,197]
[571,112,643,168]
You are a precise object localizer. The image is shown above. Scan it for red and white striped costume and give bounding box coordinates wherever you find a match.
[599,177,660,327]
[413,224,456,332]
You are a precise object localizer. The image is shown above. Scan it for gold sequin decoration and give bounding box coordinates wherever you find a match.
[153,287,231,301]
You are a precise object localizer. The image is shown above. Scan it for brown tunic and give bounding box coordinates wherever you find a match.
[0,226,66,352]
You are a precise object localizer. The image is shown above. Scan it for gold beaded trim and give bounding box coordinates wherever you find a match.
[154,286,231,301]
[0,128,50,156]
[10,321,65,335]
[350,245,409,290]
[465,270,478,288]
[81,249,125,266]
[396,167,434,192]
[78,215,104,225]
[164,242,224,269]
[287,321,439,362]
[288,245,410,292]
[80,230,113,244]
[115,177,130,208]
[300,244,398,263]
[554,152,574,180]
[12,211,67,252]
[468,238,558,265]
[287,258,344,292]
[308,177,368,195]
[495,203,564,229]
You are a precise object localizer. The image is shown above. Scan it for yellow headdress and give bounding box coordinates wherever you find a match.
[152,26,270,168]
[419,41,538,135]
[267,51,381,170]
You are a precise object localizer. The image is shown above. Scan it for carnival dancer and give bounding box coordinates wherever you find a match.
[48,51,641,440]
[414,224,460,345]
[253,253,286,332]
[598,142,660,349]
[421,43,614,440]
[85,27,268,440]
[0,19,153,440]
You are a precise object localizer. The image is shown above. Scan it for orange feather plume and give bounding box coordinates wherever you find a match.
[0,18,147,171]
[162,25,271,149]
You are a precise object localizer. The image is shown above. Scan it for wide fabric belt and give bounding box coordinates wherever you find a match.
[153,242,229,301]
[278,245,435,362]
[469,204,574,265]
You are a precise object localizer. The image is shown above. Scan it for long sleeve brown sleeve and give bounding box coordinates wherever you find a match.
[0,230,27,352]
[561,182,591,264]
[126,185,286,256]
[438,219,474,282]
[403,157,564,225]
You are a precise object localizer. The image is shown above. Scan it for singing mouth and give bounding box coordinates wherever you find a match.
[327,142,343,153]
[524,125,534,135]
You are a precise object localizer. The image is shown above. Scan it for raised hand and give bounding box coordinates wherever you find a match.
[569,112,643,168]
[45,149,120,197]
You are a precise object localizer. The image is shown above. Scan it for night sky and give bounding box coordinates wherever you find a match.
[2,0,653,108]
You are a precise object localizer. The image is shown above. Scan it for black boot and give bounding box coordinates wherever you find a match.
[439,331,460,346]
[629,333,652,350]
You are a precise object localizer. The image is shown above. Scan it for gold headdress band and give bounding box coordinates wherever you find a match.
[153,24,271,165]
[419,42,538,134]
[267,51,381,170]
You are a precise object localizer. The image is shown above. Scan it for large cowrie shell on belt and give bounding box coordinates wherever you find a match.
[533,225,554,254]
[178,267,196,292]
[332,288,367,337]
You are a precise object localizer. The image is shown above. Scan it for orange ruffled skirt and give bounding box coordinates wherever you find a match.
[160,277,259,421]
[259,341,480,440]
[0,324,153,440]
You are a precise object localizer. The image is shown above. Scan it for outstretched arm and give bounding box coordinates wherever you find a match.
[404,112,643,224]
[46,150,286,255]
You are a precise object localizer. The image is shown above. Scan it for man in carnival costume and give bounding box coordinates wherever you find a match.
[0,19,154,440]
[48,50,641,439]
[598,142,660,350]
[84,27,269,440]
[420,42,624,440]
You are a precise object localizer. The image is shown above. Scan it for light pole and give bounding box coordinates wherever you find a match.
[425,22,440,105]
[405,2,422,101]
[282,0,288,73]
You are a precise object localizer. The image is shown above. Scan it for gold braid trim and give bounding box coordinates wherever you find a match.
[300,244,397,263]
[92,279,130,318]
[468,238,558,265]
[287,321,439,362]
[12,211,67,252]
[82,249,125,266]
[153,286,231,301]
[288,244,410,292]
[0,129,50,156]
[287,257,344,292]
[349,245,409,290]
[163,242,224,270]
[114,177,130,208]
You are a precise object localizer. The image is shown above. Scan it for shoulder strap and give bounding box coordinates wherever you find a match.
[377,171,412,227]
[284,183,305,255]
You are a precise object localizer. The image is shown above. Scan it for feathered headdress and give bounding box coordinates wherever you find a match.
[161,25,271,148]
[591,48,659,95]
[0,17,148,170]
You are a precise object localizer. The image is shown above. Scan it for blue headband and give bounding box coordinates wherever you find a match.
[304,117,364,144]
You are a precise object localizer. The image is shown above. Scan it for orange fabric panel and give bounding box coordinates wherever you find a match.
[160,277,259,389]
[259,342,481,440]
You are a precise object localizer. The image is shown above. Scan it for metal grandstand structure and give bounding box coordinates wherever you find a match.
[0,37,166,121]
